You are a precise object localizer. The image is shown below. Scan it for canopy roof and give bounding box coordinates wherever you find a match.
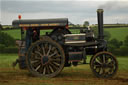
[12,18,68,28]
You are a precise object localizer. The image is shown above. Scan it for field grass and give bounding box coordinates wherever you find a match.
[1,27,128,41]
[1,29,80,40]
[1,27,128,84]
[104,27,128,41]
[0,54,128,85]
[1,29,21,40]
[0,54,127,70]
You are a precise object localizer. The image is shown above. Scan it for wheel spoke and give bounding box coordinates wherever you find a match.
[32,61,41,69]
[49,51,58,58]
[43,67,46,75]
[51,55,61,59]
[48,65,52,73]
[107,59,113,65]
[49,63,55,72]
[94,64,102,68]
[51,47,56,51]
[103,55,106,64]
[108,64,114,68]
[45,43,48,49]
[108,68,114,74]
[52,62,60,67]
[44,43,49,53]
[46,65,52,74]
[35,51,43,57]
[49,65,54,73]
[38,65,44,73]
[52,61,61,65]
[95,59,102,65]
[102,67,106,76]
[98,67,102,74]
[30,60,40,64]
[36,45,41,52]
[49,62,58,72]
[31,53,35,58]
[41,45,46,55]
[35,64,41,71]
[30,54,41,61]
[51,58,61,62]
[106,59,114,68]
[96,67,101,73]
[97,57,103,64]
[47,45,52,56]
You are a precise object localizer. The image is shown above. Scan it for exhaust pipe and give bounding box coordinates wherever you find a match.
[97,9,104,40]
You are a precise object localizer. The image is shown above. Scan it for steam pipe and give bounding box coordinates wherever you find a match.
[97,9,104,40]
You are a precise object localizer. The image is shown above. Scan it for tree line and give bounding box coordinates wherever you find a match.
[0,22,128,56]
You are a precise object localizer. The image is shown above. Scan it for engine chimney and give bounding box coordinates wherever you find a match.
[97,9,104,40]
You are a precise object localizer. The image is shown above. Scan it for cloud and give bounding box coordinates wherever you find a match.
[1,0,128,25]
[1,1,100,13]
[99,1,128,14]
[1,1,103,24]
[98,1,128,24]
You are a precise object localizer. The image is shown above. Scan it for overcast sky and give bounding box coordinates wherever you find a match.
[0,0,128,25]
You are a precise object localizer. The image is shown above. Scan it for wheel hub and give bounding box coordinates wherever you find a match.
[41,56,49,65]
[102,63,107,67]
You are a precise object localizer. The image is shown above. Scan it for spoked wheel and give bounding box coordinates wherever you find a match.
[90,51,118,78]
[26,36,65,77]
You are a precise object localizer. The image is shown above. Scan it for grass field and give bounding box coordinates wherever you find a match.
[105,27,128,41]
[1,29,80,40]
[0,54,128,85]
[1,27,128,85]
[1,29,21,40]
[2,27,128,41]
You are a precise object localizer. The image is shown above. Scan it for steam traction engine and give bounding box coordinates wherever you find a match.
[12,9,118,78]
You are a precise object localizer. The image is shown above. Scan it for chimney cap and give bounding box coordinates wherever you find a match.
[97,9,104,13]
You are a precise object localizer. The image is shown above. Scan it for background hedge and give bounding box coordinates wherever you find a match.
[0,31,18,53]
[0,45,18,53]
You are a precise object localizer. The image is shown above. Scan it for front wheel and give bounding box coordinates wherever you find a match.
[90,51,118,78]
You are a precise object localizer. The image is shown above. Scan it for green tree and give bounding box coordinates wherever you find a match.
[108,38,122,48]
[83,21,89,27]
[0,24,3,30]
[120,46,128,56]
[119,35,128,56]
[76,24,80,27]
[104,31,111,41]
[0,31,15,47]
[124,35,128,47]
[92,27,111,41]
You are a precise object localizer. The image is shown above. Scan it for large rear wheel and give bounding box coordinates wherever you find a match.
[26,36,65,77]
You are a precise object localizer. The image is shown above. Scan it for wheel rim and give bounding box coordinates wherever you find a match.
[91,52,118,78]
[27,40,64,77]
